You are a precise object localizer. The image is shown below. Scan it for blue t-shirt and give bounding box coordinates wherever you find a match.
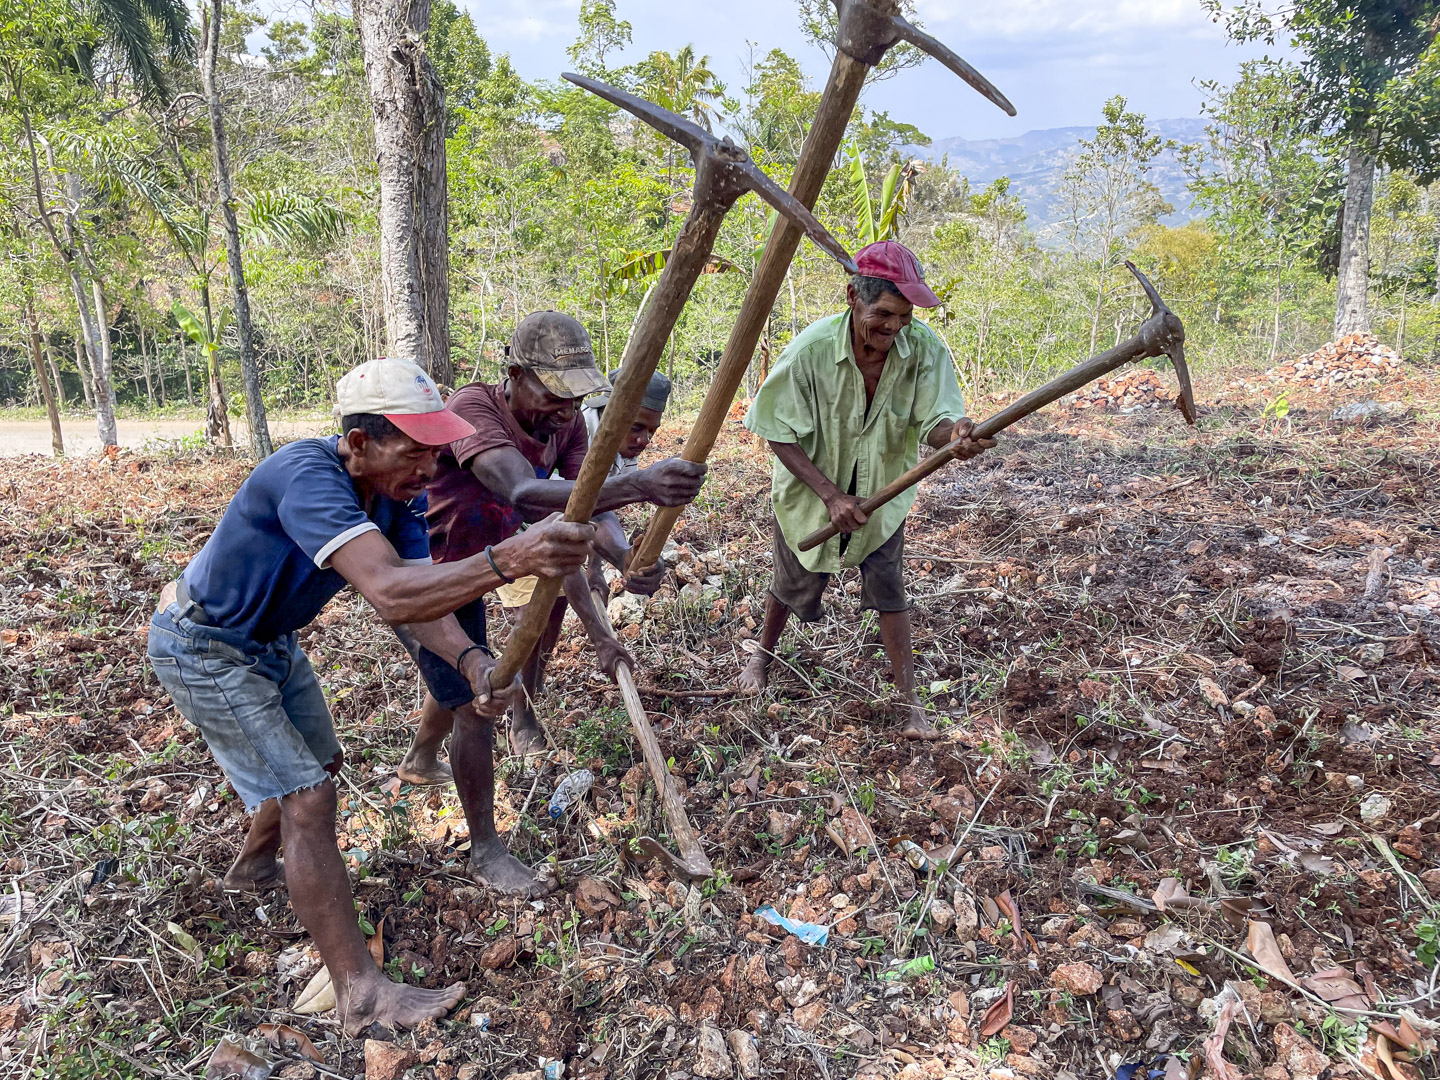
[182,437,431,644]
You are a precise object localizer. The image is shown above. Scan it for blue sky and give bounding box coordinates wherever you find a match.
[459,0,1285,142]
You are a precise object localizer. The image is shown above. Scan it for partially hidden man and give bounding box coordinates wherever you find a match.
[396,312,705,784]
[739,241,996,739]
[147,358,594,1033]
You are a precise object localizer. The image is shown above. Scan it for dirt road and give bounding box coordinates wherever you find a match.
[0,416,331,456]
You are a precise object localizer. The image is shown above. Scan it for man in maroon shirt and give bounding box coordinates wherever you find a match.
[400,311,706,794]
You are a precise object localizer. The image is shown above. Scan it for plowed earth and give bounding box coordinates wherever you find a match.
[1,373,1438,1080]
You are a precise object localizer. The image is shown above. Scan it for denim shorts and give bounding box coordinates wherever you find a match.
[147,604,340,812]
[391,598,488,711]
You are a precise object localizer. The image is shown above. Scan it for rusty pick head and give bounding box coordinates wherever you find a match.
[562,73,858,275]
[1125,260,1196,426]
[833,0,1016,116]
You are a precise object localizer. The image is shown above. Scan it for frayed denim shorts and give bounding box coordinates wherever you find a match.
[147,604,340,812]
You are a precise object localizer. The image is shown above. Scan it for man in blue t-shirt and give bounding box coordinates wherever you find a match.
[147,358,594,1036]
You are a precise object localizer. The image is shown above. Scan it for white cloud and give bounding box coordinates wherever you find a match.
[917,0,1205,37]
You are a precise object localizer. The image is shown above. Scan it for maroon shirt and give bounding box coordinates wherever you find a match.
[425,381,588,564]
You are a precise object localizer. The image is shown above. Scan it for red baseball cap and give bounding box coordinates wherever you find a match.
[854,241,941,309]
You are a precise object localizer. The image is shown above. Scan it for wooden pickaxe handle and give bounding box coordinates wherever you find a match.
[590,589,711,879]
[626,60,869,575]
[798,262,1193,553]
[626,1,1015,576]
[489,73,856,691]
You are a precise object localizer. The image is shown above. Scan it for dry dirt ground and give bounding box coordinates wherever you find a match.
[1,364,1438,1080]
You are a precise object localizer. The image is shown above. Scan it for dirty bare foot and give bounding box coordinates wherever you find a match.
[899,701,941,742]
[222,854,284,893]
[396,751,453,786]
[335,971,466,1037]
[736,652,770,695]
[468,837,556,897]
[508,717,547,757]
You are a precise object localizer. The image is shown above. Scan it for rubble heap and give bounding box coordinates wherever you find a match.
[1070,368,1175,411]
[1232,333,1405,393]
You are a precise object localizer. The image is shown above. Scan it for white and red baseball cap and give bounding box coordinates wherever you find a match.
[336,358,476,447]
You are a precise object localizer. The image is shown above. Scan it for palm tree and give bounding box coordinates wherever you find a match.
[80,0,194,102]
[639,45,725,132]
[4,0,194,447]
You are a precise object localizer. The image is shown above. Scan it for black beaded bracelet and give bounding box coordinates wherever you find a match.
[485,545,514,584]
[457,644,491,670]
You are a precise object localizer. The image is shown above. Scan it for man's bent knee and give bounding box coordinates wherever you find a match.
[279,777,338,821]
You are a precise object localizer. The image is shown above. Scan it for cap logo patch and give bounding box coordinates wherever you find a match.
[551,346,591,360]
[414,374,434,396]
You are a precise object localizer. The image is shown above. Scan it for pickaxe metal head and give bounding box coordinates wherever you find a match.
[1124,259,1196,425]
[563,73,858,274]
[833,0,1016,116]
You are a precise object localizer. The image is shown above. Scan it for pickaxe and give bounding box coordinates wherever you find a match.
[798,260,1196,552]
[488,73,859,881]
[625,0,1015,574]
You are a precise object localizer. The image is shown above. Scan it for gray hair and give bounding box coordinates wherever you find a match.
[849,274,906,305]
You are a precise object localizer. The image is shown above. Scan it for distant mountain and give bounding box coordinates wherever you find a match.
[910,119,1210,236]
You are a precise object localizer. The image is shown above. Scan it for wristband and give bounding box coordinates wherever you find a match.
[457,644,491,671]
[485,545,514,584]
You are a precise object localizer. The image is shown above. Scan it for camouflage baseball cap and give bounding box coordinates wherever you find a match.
[510,311,609,400]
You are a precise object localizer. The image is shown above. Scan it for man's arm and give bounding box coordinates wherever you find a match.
[400,615,519,714]
[467,445,705,522]
[770,440,869,535]
[329,514,593,625]
[561,570,631,679]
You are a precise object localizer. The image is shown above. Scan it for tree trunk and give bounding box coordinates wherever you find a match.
[139,320,155,408]
[354,0,452,385]
[24,296,63,456]
[199,283,233,446]
[1334,136,1376,337]
[44,333,66,410]
[73,335,94,407]
[203,0,272,458]
[86,277,119,447]
[181,336,194,404]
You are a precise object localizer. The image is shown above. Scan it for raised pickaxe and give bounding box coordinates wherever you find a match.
[488,73,858,880]
[626,0,1015,574]
[798,260,1196,552]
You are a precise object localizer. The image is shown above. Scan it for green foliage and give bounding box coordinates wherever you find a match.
[3,0,1437,418]
[846,141,921,247]
[1204,0,1440,180]
[1416,913,1440,969]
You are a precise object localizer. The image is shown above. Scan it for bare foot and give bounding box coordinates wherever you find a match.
[335,971,466,1037]
[736,652,770,695]
[899,701,941,742]
[508,719,547,757]
[468,837,556,897]
[222,855,284,893]
[396,752,453,786]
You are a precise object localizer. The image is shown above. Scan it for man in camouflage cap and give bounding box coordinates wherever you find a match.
[394,314,705,893]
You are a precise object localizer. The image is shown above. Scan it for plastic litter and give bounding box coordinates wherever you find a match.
[547,769,594,820]
[753,904,829,946]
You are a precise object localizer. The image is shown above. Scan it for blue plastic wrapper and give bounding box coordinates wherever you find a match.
[754,903,829,946]
[1115,1059,1171,1080]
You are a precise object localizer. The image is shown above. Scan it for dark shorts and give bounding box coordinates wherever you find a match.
[392,598,488,711]
[148,605,340,812]
[770,516,908,623]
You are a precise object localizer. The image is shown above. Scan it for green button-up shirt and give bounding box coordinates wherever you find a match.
[744,311,966,573]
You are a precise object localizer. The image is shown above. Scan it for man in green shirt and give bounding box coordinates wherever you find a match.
[739,241,995,739]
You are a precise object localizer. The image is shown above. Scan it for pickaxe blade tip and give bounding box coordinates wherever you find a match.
[892,16,1017,116]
